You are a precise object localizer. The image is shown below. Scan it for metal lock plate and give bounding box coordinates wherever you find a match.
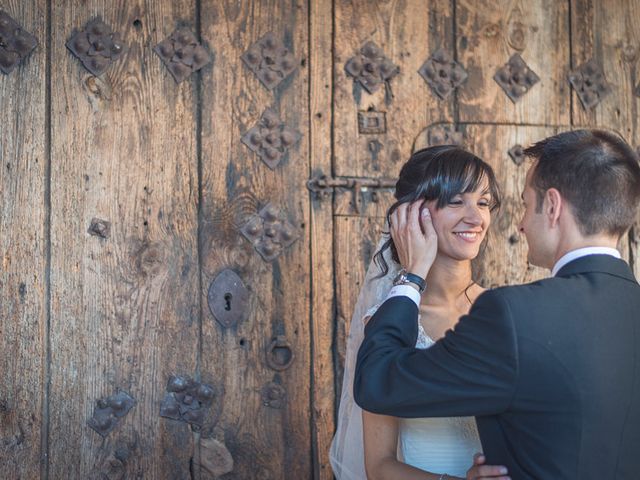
[419,48,468,100]
[154,28,211,83]
[159,375,215,427]
[207,269,250,329]
[66,18,126,76]
[0,10,38,75]
[344,41,399,94]
[266,336,294,371]
[241,32,297,90]
[87,391,136,437]
[241,108,301,169]
[240,203,299,262]
[508,144,525,166]
[493,53,539,103]
[568,59,611,110]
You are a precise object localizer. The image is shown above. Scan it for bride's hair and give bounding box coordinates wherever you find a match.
[374,145,501,276]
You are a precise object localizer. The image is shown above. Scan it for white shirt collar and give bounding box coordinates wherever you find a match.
[551,247,621,277]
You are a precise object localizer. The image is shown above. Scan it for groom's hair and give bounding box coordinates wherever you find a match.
[524,129,640,237]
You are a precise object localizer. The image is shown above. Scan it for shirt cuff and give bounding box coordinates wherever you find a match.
[386,285,421,308]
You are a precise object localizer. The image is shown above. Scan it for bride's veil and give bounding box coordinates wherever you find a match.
[329,231,400,479]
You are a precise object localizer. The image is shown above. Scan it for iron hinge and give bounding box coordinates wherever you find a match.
[307,175,395,213]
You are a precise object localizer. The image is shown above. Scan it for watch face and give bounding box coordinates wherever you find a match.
[393,272,407,285]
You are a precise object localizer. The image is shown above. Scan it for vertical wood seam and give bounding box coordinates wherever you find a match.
[194,0,204,478]
[568,0,574,127]
[41,0,53,478]
[452,0,460,126]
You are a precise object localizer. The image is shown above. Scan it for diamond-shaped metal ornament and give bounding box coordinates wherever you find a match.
[493,53,540,102]
[344,41,399,94]
[154,28,211,83]
[66,18,126,76]
[508,144,525,166]
[427,125,463,147]
[87,391,136,437]
[240,203,299,262]
[241,32,297,90]
[241,108,301,169]
[159,375,215,427]
[419,48,468,100]
[0,10,38,74]
[568,59,611,110]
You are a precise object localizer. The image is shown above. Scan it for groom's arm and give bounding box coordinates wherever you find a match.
[354,288,518,418]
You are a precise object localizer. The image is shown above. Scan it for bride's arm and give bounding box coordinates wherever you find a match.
[362,410,460,480]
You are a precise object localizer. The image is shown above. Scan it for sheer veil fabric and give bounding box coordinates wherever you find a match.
[329,233,400,479]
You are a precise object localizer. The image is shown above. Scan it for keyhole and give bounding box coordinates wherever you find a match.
[224,293,232,311]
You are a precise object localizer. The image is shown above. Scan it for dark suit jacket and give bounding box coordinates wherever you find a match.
[354,255,640,479]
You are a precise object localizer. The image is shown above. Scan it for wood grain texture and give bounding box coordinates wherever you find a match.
[48,2,199,478]
[309,0,335,478]
[457,0,570,125]
[334,0,454,178]
[570,0,640,276]
[199,1,312,478]
[0,2,47,479]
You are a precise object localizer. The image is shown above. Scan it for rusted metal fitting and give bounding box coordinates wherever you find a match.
[154,28,211,83]
[261,381,286,409]
[508,144,525,166]
[66,18,126,76]
[241,108,301,169]
[266,336,294,371]
[493,53,539,102]
[159,375,215,427]
[207,269,250,328]
[427,124,463,147]
[358,108,386,134]
[87,391,136,437]
[344,41,399,94]
[568,59,611,110]
[241,32,297,90]
[0,10,38,74]
[240,203,299,262]
[419,48,468,100]
[88,217,111,238]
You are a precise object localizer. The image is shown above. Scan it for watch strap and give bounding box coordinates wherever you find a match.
[404,272,426,293]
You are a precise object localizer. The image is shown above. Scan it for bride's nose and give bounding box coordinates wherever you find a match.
[462,204,483,225]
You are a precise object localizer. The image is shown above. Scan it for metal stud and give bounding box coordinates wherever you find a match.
[154,28,211,83]
[568,59,611,110]
[426,125,463,147]
[88,217,111,238]
[207,269,250,329]
[240,203,299,262]
[0,10,38,74]
[508,144,525,166]
[241,32,297,90]
[241,108,301,169]
[344,41,399,94]
[493,53,539,102]
[87,391,135,437]
[159,375,215,427]
[261,381,286,409]
[419,48,468,100]
[66,18,126,76]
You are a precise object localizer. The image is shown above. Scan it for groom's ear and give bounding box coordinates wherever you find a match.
[544,188,563,228]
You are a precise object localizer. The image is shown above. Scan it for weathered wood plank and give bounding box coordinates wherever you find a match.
[456,0,570,125]
[309,0,335,478]
[48,2,199,478]
[0,2,47,479]
[199,1,312,478]
[570,0,640,276]
[334,0,454,178]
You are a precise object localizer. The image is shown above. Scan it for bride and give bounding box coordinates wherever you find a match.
[330,145,506,479]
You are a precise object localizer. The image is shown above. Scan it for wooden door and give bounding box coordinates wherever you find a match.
[1,1,639,479]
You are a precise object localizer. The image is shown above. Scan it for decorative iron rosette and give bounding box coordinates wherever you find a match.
[0,10,38,74]
[66,18,126,76]
[154,28,211,83]
[344,41,399,94]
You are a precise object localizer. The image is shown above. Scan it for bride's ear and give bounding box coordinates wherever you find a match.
[544,188,563,228]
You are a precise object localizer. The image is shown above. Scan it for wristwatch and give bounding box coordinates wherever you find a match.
[393,269,427,293]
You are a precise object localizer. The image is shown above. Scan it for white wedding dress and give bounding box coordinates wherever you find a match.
[365,305,482,478]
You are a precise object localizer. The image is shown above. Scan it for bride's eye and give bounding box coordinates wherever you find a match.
[448,196,463,205]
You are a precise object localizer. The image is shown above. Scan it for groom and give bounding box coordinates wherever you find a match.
[354,129,640,479]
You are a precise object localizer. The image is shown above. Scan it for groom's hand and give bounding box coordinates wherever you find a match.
[390,200,438,279]
[466,453,510,480]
